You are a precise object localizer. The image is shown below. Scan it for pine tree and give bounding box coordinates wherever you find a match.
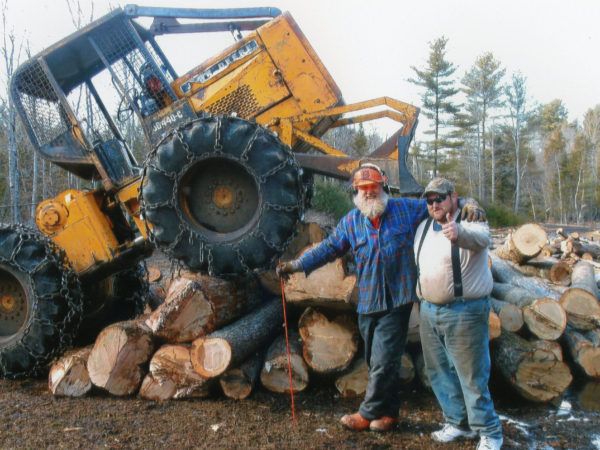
[408,36,459,177]
[462,52,506,201]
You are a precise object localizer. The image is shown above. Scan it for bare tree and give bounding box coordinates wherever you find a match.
[1,0,25,222]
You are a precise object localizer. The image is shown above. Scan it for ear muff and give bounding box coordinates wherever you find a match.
[349,163,390,194]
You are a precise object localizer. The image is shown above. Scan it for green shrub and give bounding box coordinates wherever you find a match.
[481,202,523,227]
[311,181,354,220]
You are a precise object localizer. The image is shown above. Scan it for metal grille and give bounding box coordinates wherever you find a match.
[204,85,260,118]
[11,60,68,148]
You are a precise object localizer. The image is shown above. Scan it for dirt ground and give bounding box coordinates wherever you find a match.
[1,373,600,449]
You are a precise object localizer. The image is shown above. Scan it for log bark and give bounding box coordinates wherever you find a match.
[511,260,572,286]
[139,344,213,400]
[145,274,261,343]
[219,352,264,400]
[87,319,155,396]
[190,298,283,378]
[488,310,502,341]
[492,282,566,340]
[490,252,562,300]
[260,331,309,393]
[490,331,572,402]
[562,329,600,378]
[281,244,357,311]
[559,261,600,330]
[298,308,359,374]
[490,297,524,333]
[493,223,547,264]
[48,347,92,397]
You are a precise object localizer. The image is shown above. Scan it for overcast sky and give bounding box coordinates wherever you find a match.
[5,0,600,140]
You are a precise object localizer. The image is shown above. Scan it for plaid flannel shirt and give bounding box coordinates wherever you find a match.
[297,198,429,314]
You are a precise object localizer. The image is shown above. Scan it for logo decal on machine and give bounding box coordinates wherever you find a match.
[182,40,259,93]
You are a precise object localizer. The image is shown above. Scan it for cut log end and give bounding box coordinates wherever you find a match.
[522,298,567,341]
[260,354,309,393]
[513,223,548,259]
[514,359,572,402]
[190,337,232,378]
[560,288,600,330]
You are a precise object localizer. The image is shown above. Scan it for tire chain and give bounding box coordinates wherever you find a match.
[140,116,307,276]
[0,223,83,379]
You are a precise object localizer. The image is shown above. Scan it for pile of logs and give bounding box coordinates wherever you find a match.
[48,221,600,406]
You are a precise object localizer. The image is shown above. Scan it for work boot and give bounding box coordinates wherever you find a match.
[431,423,477,442]
[369,416,398,432]
[340,412,370,431]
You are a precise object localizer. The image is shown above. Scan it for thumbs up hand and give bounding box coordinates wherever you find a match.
[442,212,459,243]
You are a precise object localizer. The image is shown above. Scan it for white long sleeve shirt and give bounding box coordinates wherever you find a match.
[414,210,493,304]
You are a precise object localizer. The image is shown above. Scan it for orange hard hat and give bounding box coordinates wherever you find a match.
[352,166,385,187]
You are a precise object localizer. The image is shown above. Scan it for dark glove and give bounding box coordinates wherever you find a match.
[459,198,486,222]
[276,260,299,279]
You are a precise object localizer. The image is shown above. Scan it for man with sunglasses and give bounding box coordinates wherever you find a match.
[415,177,502,450]
[277,164,484,433]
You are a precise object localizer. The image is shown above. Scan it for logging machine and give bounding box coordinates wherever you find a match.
[0,4,422,377]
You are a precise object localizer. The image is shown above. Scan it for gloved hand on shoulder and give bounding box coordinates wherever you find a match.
[459,198,486,222]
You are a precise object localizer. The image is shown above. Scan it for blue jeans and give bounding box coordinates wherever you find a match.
[419,297,502,439]
[357,303,412,420]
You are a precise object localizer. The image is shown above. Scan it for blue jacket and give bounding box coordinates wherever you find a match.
[297,198,429,314]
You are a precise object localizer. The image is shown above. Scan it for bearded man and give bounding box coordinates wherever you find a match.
[278,163,483,432]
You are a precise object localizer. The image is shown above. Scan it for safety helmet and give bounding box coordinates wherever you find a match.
[351,164,387,188]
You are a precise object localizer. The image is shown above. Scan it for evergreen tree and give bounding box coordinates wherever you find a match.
[408,36,459,177]
[461,52,506,201]
[505,72,533,215]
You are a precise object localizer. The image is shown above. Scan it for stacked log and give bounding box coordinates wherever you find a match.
[491,331,572,402]
[139,344,214,401]
[45,222,600,408]
[219,352,264,400]
[491,282,566,340]
[494,223,547,264]
[260,331,309,394]
[190,298,283,378]
[87,319,155,396]
[559,262,600,330]
[145,273,261,342]
[298,308,359,374]
[48,347,93,397]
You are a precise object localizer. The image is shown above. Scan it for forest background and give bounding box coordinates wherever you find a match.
[1,0,599,227]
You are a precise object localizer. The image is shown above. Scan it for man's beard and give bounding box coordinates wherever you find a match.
[353,190,389,218]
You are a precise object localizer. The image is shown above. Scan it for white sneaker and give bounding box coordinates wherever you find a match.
[431,423,477,442]
[477,435,503,450]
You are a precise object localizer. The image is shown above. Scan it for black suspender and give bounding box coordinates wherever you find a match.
[452,211,463,297]
[416,210,463,298]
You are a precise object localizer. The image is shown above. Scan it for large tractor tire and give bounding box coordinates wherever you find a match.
[0,224,82,378]
[141,116,306,276]
[76,263,149,344]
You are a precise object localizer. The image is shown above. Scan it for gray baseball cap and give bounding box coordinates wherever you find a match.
[423,177,455,196]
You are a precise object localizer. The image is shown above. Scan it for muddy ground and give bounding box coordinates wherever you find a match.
[2,369,600,449]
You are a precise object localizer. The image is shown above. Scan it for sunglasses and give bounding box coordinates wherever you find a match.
[426,193,448,205]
